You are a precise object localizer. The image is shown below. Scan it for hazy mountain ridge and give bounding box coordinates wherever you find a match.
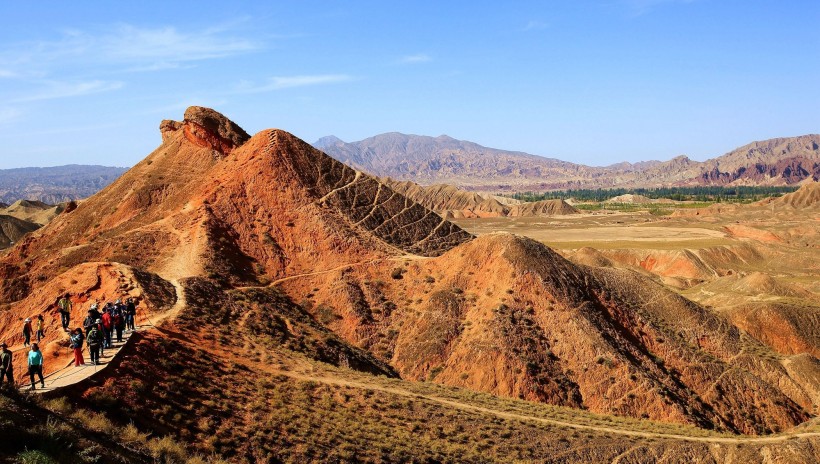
[0,164,128,204]
[315,132,596,189]
[316,133,820,191]
[2,134,816,204]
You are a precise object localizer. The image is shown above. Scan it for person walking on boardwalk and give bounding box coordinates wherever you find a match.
[125,297,137,332]
[22,318,32,347]
[88,303,102,324]
[83,307,99,337]
[70,328,85,367]
[36,314,45,342]
[112,304,125,343]
[58,294,72,331]
[0,342,13,385]
[28,343,45,389]
[101,307,113,349]
[87,323,103,365]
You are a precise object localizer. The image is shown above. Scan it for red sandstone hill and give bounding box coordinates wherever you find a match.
[0,108,817,450]
[0,106,470,301]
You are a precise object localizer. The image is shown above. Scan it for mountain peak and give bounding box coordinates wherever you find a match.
[313,135,345,148]
[160,106,250,156]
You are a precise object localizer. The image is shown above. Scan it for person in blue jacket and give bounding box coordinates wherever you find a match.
[28,343,45,389]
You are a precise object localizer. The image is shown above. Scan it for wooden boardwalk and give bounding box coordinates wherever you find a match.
[18,327,140,393]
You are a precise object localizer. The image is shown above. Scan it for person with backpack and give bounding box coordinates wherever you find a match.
[88,303,102,323]
[113,306,125,343]
[87,323,103,365]
[83,307,99,337]
[70,328,85,367]
[36,314,45,342]
[22,318,32,347]
[58,294,72,331]
[0,342,13,385]
[125,297,137,332]
[101,307,113,349]
[28,343,45,389]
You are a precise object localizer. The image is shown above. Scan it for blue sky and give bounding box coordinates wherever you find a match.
[0,0,818,168]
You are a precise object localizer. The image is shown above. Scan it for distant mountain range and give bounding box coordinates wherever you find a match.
[315,133,820,192]
[1,134,818,204]
[0,165,127,204]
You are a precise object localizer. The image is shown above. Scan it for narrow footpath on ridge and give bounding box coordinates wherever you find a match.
[18,303,170,393]
[19,329,139,393]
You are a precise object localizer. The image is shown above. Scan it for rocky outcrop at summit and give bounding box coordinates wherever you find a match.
[160,106,251,156]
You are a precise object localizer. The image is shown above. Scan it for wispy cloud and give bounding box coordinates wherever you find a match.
[13,80,124,102]
[0,23,261,106]
[0,22,261,76]
[236,74,353,93]
[99,24,259,66]
[398,53,432,64]
[523,20,549,31]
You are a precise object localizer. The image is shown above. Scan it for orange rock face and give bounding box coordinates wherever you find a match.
[276,232,817,433]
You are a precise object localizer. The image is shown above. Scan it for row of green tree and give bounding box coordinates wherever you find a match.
[507,185,799,203]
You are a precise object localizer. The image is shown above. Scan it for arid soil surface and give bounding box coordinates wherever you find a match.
[456,214,733,249]
[455,184,820,376]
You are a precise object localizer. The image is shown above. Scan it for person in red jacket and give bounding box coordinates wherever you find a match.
[101,308,113,349]
[70,328,85,367]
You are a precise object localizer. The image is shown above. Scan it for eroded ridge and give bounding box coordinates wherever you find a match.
[269,130,473,257]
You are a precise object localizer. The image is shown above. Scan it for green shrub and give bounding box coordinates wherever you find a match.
[16,450,56,464]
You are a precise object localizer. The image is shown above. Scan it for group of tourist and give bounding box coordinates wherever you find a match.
[70,298,138,367]
[0,295,139,390]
